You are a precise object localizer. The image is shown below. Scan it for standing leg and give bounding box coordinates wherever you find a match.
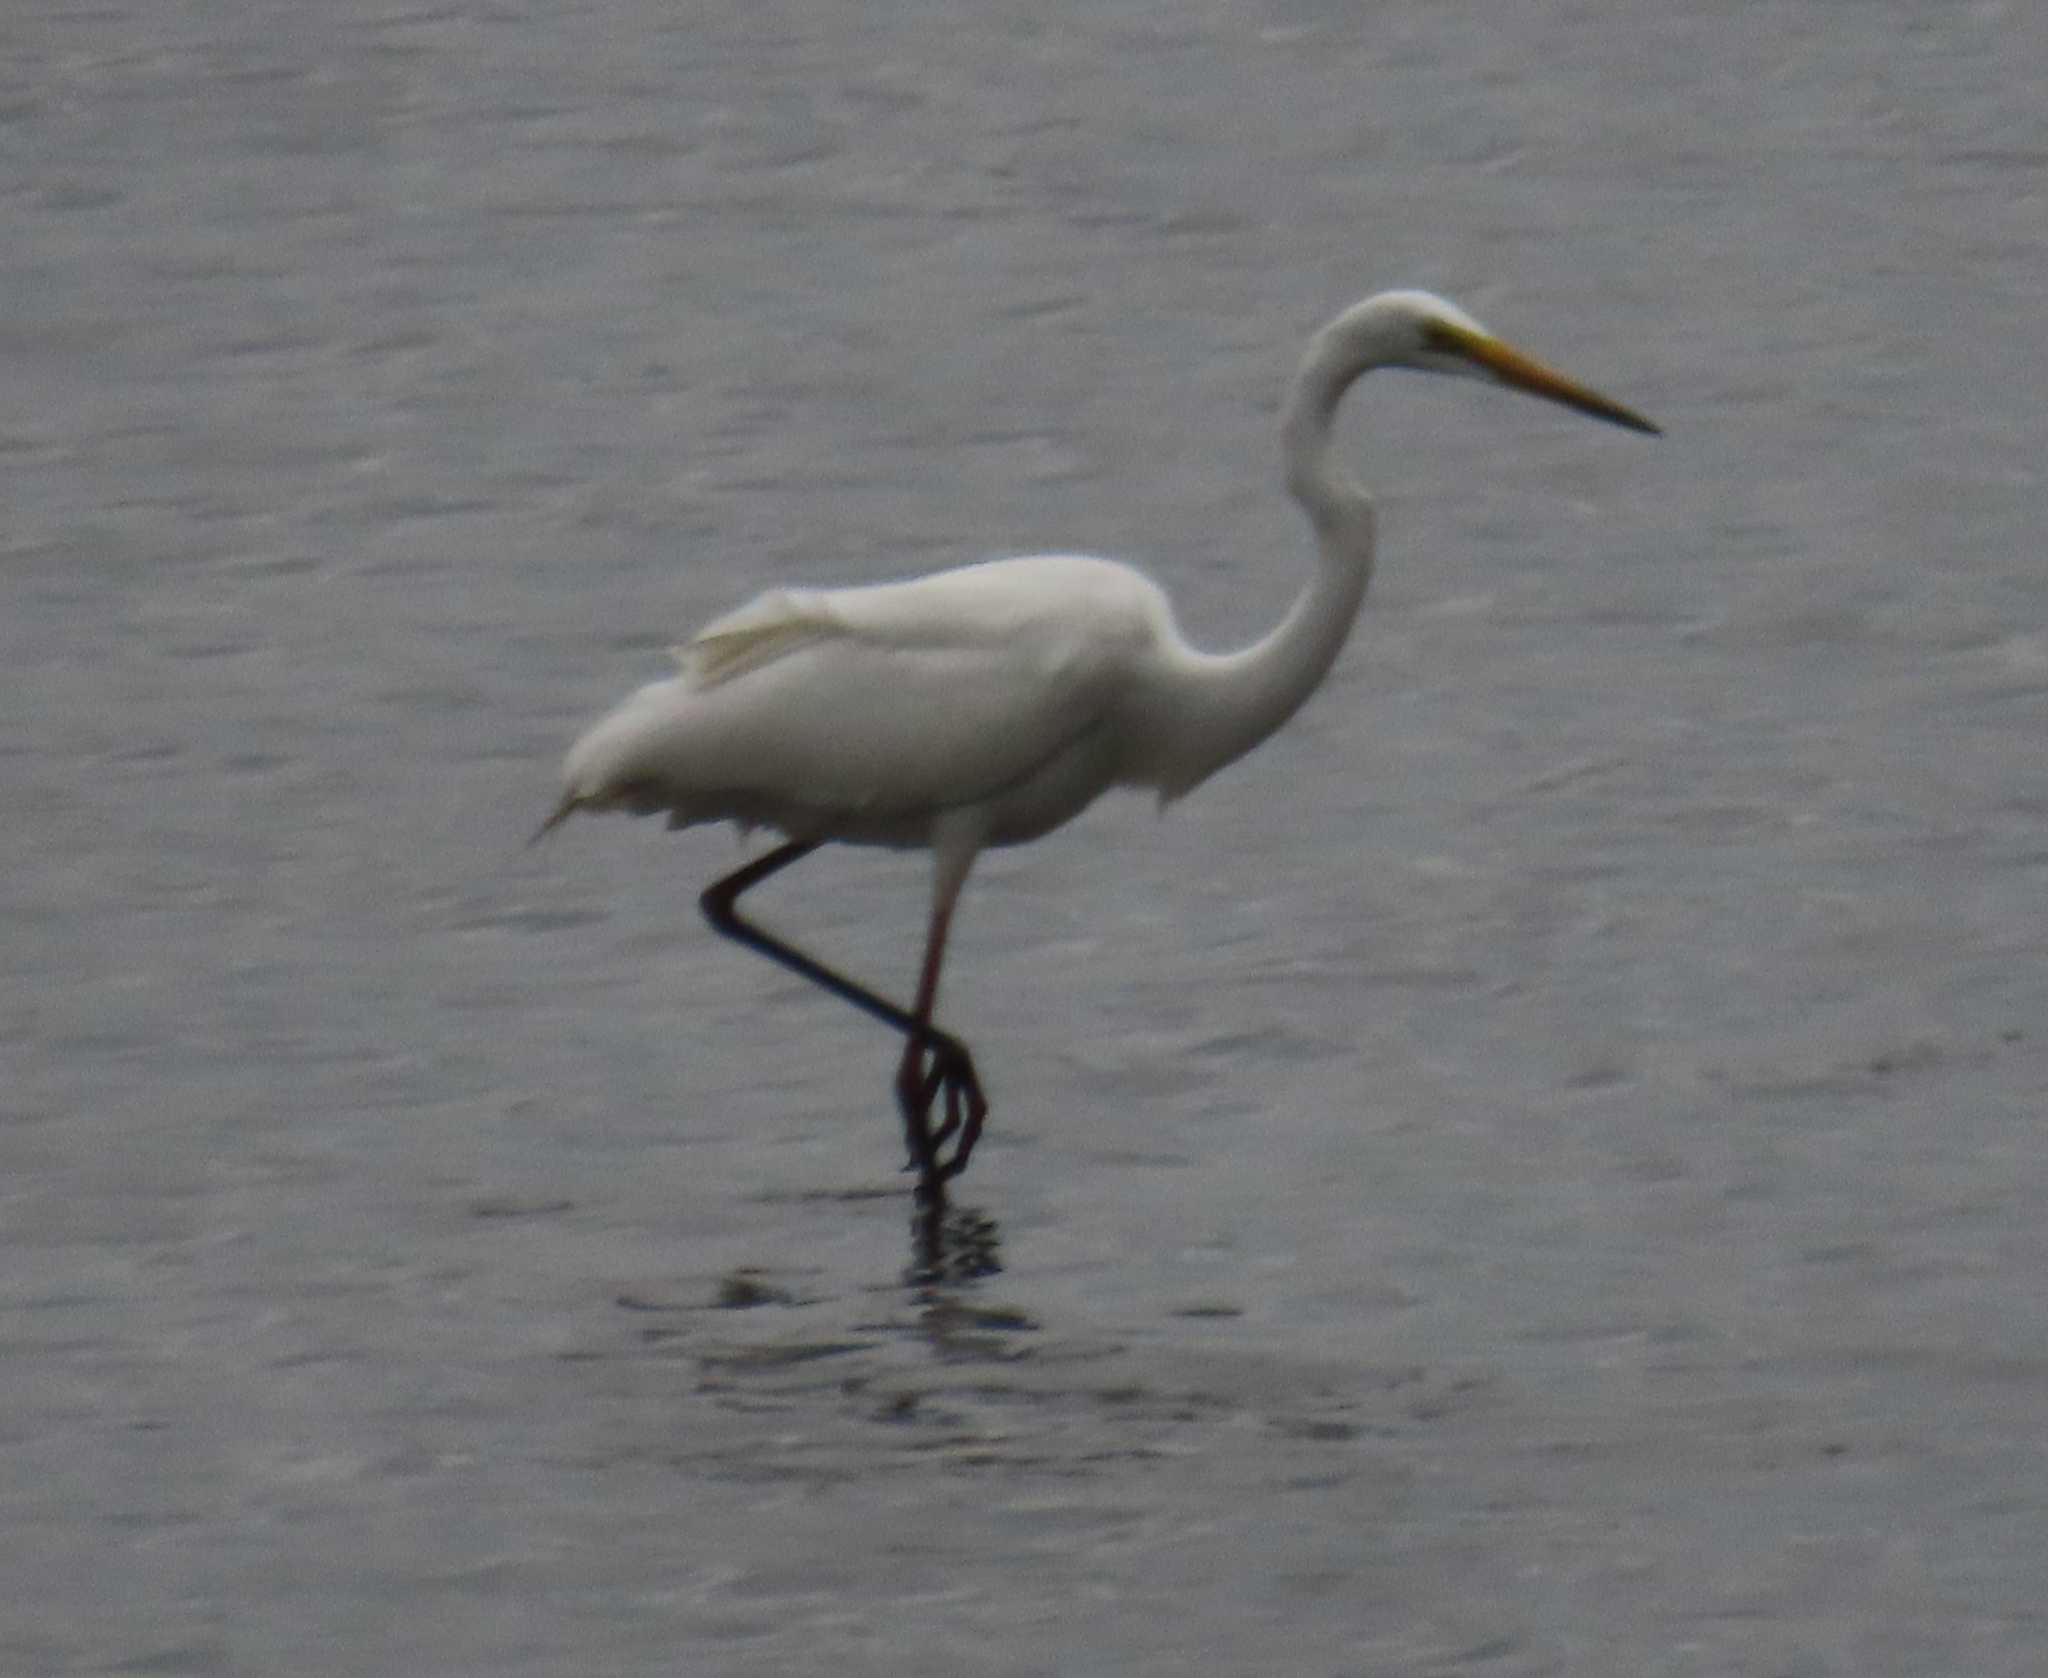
[699,841,988,1190]
[894,865,987,1183]
[895,837,988,1185]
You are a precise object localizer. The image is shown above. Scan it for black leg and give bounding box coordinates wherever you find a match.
[699,842,989,1188]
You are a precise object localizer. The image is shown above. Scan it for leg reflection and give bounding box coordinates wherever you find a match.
[906,1186,1003,1288]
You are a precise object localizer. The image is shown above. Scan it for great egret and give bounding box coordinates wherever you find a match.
[539,289,1657,1195]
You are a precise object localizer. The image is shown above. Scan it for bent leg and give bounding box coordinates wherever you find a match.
[699,840,988,1188]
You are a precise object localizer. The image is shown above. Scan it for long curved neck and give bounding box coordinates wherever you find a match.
[1155,318,1381,795]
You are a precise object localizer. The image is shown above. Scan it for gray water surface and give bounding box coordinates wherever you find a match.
[5,2,2046,1673]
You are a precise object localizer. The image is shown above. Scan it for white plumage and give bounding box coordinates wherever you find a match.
[541,289,1657,1192]
[561,554,1179,852]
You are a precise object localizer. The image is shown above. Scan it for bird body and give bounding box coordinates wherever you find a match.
[560,552,1182,854]
[543,289,1658,1192]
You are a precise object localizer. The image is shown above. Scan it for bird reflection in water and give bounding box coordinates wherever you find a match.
[907,1193,1002,1289]
[904,1195,1035,1368]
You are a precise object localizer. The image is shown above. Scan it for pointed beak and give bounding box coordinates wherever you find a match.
[1430,320,1661,436]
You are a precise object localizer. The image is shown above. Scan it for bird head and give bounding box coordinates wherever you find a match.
[1321,290,1660,437]
[1396,290,1660,435]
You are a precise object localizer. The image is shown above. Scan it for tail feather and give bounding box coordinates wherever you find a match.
[528,791,582,847]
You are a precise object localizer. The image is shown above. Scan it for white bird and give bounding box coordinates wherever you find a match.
[539,288,1657,1195]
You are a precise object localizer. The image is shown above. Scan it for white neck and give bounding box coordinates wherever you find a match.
[1146,310,1387,797]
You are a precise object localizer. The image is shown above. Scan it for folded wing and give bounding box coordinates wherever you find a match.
[564,556,1171,829]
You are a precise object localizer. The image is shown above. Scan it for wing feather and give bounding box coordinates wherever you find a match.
[568,556,1175,830]
[677,588,844,688]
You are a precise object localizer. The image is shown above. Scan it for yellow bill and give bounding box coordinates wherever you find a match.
[1427,318,1661,436]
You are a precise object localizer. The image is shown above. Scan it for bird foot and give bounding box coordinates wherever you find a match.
[897,1034,987,1187]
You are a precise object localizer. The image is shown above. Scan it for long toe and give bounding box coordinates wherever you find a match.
[928,1067,989,1181]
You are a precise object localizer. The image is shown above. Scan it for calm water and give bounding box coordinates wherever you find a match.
[4,2,2046,1673]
